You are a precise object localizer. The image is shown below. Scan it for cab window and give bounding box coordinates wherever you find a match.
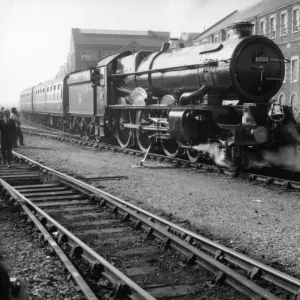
[99,67,105,86]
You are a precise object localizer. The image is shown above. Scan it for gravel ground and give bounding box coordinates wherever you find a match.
[5,132,300,282]
[0,204,86,300]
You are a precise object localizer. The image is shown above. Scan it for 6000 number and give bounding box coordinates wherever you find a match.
[254,56,270,63]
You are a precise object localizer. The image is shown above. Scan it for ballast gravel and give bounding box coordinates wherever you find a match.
[0,205,86,300]
[3,132,300,288]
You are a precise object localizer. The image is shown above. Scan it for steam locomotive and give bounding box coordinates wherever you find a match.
[20,22,300,169]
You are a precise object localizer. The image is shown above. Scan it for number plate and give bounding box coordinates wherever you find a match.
[254,56,270,63]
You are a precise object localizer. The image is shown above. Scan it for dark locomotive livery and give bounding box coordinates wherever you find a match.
[20,23,300,168]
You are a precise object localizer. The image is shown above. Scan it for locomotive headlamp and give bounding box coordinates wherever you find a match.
[268,102,285,122]
[252,127,269,144]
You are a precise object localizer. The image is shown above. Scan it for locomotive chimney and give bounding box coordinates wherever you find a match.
[169,38,180,49]
[226,22,254,40]
[160,38,185,51]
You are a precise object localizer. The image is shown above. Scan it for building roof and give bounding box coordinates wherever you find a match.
[193,0,299,41]
[79,29,170,39]
[71,28,170,47]
[71,28,200,48]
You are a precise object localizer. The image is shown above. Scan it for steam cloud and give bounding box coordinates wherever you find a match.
[192,143,234,169]
[262,123,300,171]
[262,146,300,171]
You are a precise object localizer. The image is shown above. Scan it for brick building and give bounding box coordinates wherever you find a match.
[56,29,197,77]
[193,0,300,122]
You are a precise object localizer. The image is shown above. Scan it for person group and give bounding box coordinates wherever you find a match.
[0,107,25,168]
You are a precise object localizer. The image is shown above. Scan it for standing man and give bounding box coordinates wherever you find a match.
[0,107,5,119]
[0,109,16,168]
[10,107,24,147]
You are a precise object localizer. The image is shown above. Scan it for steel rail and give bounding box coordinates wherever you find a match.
[0,177,156,300]
[0,178,98,300]
[12,151,300,299]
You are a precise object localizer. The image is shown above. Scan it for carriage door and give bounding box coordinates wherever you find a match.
[96,66,107,137]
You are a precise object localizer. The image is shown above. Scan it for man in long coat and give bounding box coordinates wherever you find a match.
[0,109,16,167]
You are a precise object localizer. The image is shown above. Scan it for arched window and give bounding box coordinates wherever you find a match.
[290,92,300,122]
[278,93,285,105]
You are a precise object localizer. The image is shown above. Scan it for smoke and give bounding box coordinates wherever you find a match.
[192,143,234,169]
[262,123,300,171]
[180,32,190,42]
[168,0,209,38]
[284,123,300,143]
[262,146,300,171]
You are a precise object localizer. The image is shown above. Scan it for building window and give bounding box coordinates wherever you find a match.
[278,93,285,105]
[292,6,300,32]
[283,61,288,83]
[280,10,288,36]
[260,18,266,35]
[290,93,300,121]
[81,50,98,61]
[102,50,115,57]
[270,14,276,38]
[251,21,256,34]
[291,56,299,82]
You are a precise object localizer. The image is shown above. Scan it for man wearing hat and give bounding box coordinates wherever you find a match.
[11,107,24,147]
[0,109,17,168]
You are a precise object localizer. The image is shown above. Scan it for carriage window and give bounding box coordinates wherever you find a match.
[50,86,52,91]
[54,85,56,90]
[47,87,49,92]
[58,85,61,90]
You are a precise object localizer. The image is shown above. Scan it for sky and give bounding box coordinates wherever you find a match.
[0,0,257,108]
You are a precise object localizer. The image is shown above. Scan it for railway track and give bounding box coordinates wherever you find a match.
[1,151,300,299]
[22,121,300,191]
